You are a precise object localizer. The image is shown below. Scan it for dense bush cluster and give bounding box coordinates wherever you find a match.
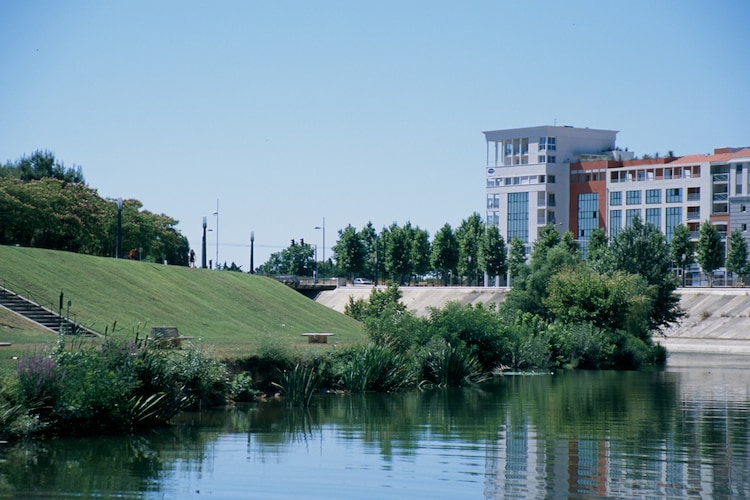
[0,337,228,438]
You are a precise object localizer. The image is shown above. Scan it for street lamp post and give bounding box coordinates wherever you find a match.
[315,217,326,264]
[202,217,208,269]
[213,198,219,270]
[250,231,255,274]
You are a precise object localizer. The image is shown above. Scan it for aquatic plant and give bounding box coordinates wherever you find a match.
[420,339,489,387]
[272,364,322,407]
[333,343,416,393]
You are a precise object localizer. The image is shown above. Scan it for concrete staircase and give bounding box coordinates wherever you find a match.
[0,286,100,336]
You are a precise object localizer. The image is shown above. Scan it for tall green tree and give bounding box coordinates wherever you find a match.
[586,227,610,272]
[609,217,682,330]
[507,236,528,284]
[669,224,694,287]
[410,227,432,282]
[358,222,378,281]
[2,150,85,184]
[726,229,750,285]
[431,223,459,286]
[332,225,366,281]
[456,213,484,285]
[480,225,507,286]
[696,221,724,287]
[530,223,561,268]
[384,223,412,285]
[560,230,580,257]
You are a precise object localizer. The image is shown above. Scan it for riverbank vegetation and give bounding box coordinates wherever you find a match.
[1,215,679,436]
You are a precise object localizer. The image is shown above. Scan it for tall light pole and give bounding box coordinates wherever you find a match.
[315,217,326,264]
[249,231,255,274]
[202,217,208,269]
[213,198,219,270]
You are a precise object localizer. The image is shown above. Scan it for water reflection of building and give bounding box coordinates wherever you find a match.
[483,403,749,498]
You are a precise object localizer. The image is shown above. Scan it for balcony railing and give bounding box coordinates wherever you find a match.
[713,174,729,183]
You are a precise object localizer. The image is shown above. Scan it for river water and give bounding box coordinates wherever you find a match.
[1,352,749,499]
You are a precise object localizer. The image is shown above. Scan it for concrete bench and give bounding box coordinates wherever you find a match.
[149,327,192,348]
[301,333,335,344]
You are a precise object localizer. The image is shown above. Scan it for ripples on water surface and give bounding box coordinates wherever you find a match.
[1,353,749,499]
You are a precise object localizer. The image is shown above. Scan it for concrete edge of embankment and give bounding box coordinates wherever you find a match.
[656,338,750,354]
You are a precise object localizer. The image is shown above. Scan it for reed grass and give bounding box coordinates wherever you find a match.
[272,364,323,407]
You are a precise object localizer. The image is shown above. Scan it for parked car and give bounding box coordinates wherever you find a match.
[353,277,371,285]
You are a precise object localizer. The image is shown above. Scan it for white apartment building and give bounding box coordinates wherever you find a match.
[483,125,619,247]
[484,125,750,279]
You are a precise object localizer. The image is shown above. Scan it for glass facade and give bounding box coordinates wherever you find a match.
[577,193,599,239]
[626,209,641,227]
[646,189,661,204]
[507,192,529,243]
[610,210,622,238]
[666,188,683,203]
[626,190,641,205]
[646,207,661,229]
[665,207,682,242]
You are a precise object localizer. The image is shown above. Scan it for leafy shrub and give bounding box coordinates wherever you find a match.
[549,322,616,370]
[428,302,507,371]
[364,310,427,353]
[228,373,259,403]
[167,343,228,410]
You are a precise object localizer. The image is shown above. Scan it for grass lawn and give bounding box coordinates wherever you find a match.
[0,245,366,373]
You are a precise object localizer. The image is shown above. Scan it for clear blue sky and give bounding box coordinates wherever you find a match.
[2,0,748,269]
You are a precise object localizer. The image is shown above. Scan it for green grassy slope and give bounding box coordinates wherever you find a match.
[0,245,365,359]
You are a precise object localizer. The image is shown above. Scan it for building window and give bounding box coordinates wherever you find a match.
[742,223,748,232]
[666,188,683,203]
[548,175,556,184]
[539,137,546,150]
[538,155,546,163]
[538,175,545,183]
[610,210,622,239]
[547,193,556,207]
[610,191,622,206]
[626,209,641,227]
[626,190,641,205]
[646,208,661,229]
[548,156,556,163]
[737,164,743,195]
[578,193,599,241]
[646,189,661,204]
[547,137,556,151]
[665,207,682,242]
[507,192,529,243]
